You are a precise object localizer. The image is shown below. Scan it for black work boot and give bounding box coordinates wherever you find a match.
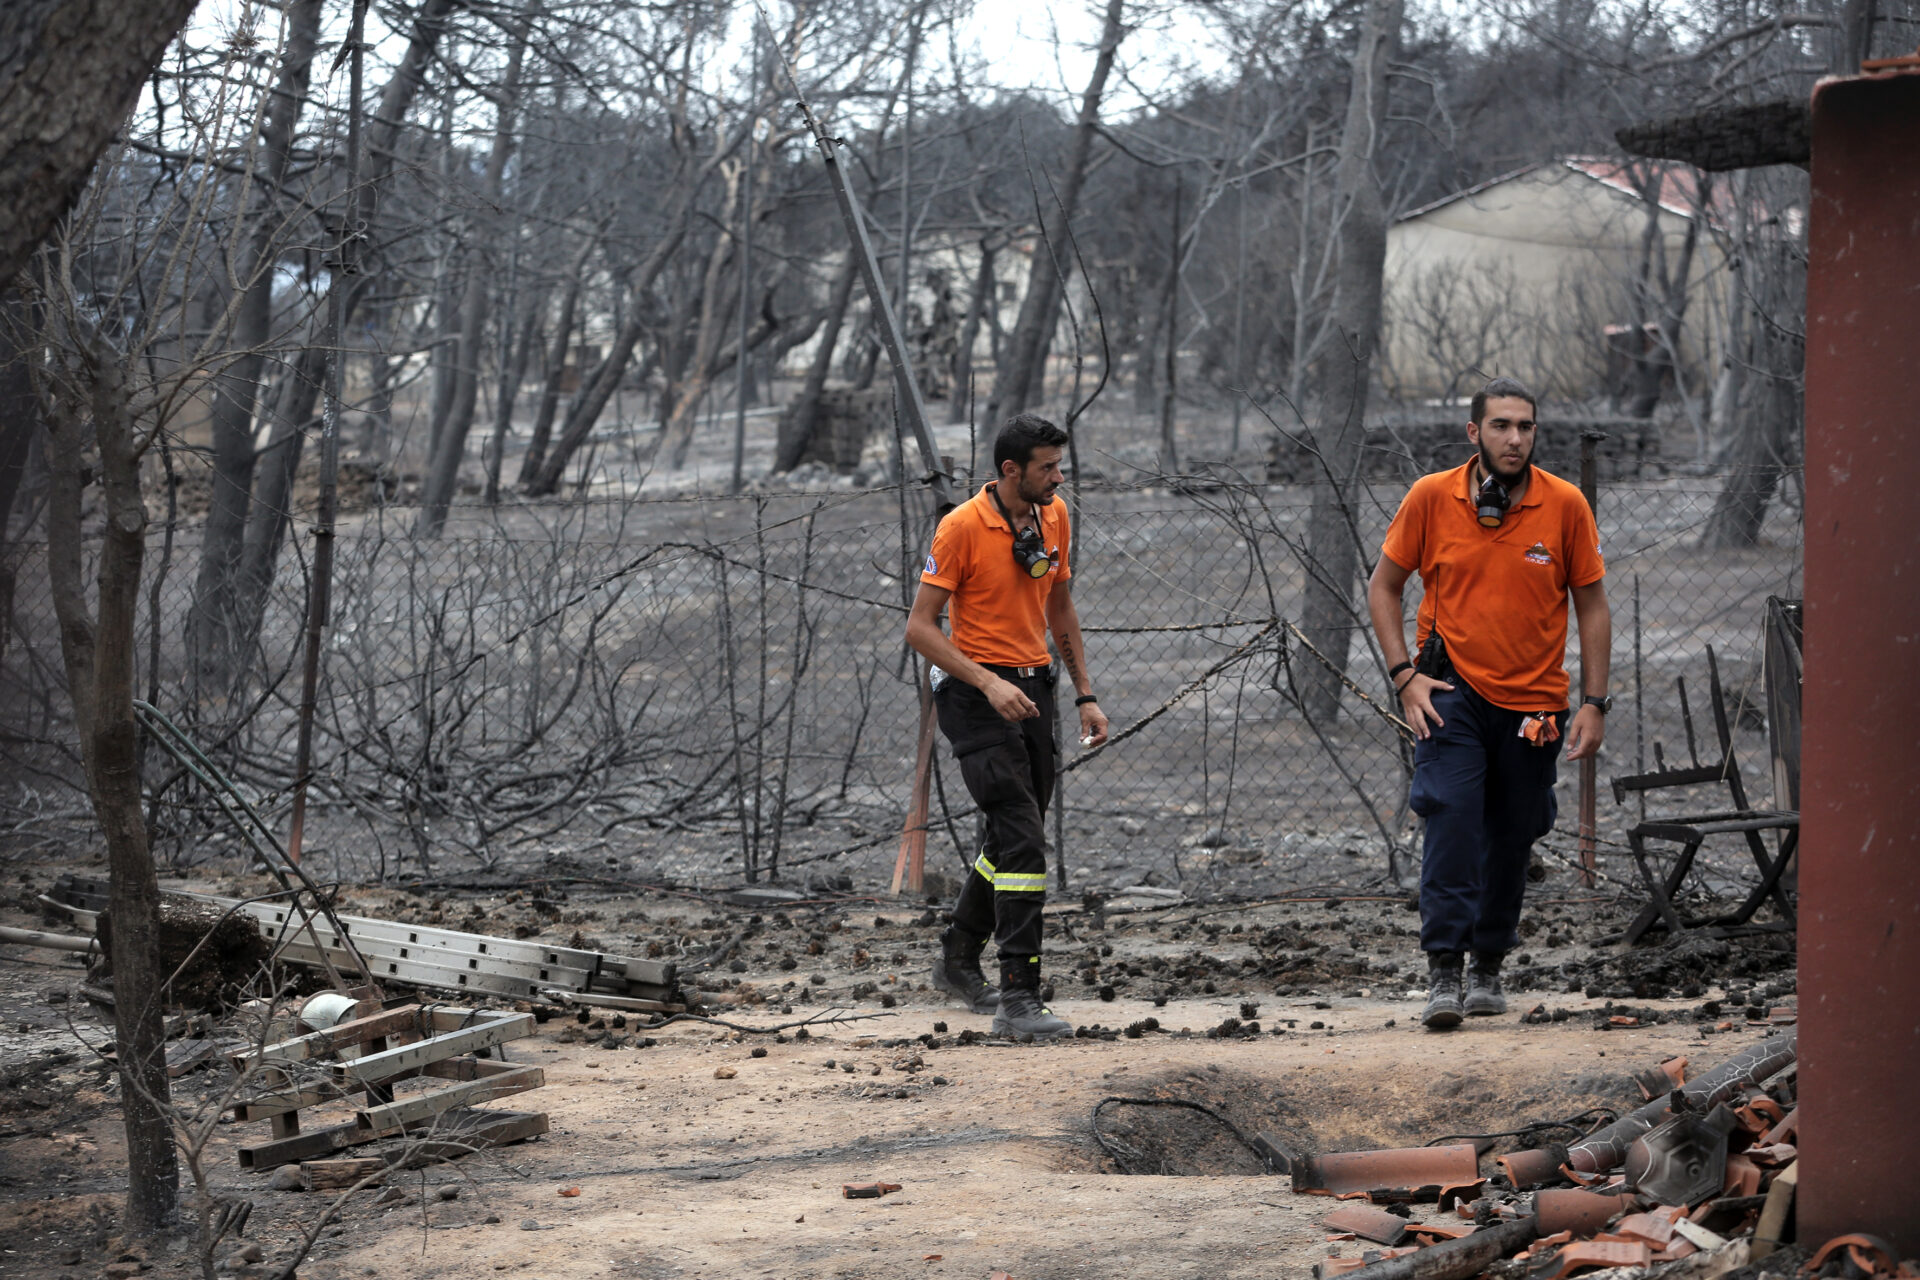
[930,925,999,1014]
[1422,952,1465,1029]
[1464,952,1506,1017]
[991,958,1071,1041]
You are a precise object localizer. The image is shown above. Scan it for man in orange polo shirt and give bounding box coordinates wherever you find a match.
[906,414,1110,1040]
[1367,377,1612,1029]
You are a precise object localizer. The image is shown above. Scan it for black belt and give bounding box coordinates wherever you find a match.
[984,663,1051,679]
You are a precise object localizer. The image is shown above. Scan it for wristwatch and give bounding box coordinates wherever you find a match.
[1582,694,1613,715]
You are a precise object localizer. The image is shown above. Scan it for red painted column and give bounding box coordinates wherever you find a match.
[1799,67,1920,1255]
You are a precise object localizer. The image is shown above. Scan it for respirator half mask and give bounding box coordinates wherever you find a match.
[992,483,1055,578]
[1475,471,1512,528]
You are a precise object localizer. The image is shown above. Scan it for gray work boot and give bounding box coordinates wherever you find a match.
[930,926,999,1014]
[1422,953,1465,1029]
[992,961,1071,1040]
[1464,954,1507,1017]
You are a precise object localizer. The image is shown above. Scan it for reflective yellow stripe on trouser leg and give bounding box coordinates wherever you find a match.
[992,871,1048,893]
[972,851,996,881]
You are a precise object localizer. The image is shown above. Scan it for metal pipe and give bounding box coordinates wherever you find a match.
[0,925,97,954]
[1499,1033,1796,1187]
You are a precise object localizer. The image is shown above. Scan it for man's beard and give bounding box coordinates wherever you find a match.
[1018,475,1057,506]
[1478,440,1530,485]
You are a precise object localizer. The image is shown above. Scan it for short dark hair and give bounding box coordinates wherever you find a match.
[993,413,1070,472]
[1470,377,1538,425]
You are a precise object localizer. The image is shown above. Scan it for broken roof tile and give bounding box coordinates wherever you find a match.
[1534,1189,1626,1238]
[1293,1143,1483,1203]
[1498,1147,1568,1190]
[1323,1204,1412,1246]
[1529,1239,1654,1280]
[1612,1213,1677,1247]
[1632,1057,1690,1101]
[1315,1246,1422,1278]
[1722,1154,1762,1198]
[1761,1106,1799,1146]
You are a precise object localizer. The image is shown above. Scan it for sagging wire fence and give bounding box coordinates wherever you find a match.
[0,467,1803,897]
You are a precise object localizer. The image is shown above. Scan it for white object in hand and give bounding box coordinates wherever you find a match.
[1080,734,1096,747]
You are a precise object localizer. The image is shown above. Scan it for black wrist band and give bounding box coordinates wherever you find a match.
[1074,694,1099,706]
[1388,661,1413,681]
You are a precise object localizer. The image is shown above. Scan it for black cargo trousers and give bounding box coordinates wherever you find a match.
[933,664,1057,986]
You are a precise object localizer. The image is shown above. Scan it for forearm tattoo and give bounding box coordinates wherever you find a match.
[1058,634,1087,689]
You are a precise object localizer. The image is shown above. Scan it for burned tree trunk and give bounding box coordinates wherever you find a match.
[418,14,530,537]
[950,238,995,425]
[1703,319,1802,548]
[1296,0,1401,725]
[985,0,1128,423]
[485,285,543,504]
[1157,179,1182,472]
[518,238,595,489]
[0,294,41,667]
[777,257,857,472]
[0,0,201,291]
[186,0,322,692]
[524,147,722,495]
[659,177,741,472]
[43,335,179,1237]
[223,0,459,658]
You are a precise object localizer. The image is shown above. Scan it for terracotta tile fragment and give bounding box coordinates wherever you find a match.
[1806,1234,1901,1275]
[1323,1204,1412,1245]
[1498,1147,1568,1190]
[1316,1246,1421,1278]
[1529,1239,1654,1280]
[1516,1230,1577,1260]
[841,1182,902,1198]
[1293,1144,1483,1200]
[1533,1189,1624,1238]
[1722,1154,1762,1198]
[1632,1057,1689,1100]
[1407,1223,1478,1244]
[1613,1212,1676,1247]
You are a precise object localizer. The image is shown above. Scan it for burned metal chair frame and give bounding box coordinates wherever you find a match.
[1609,647,1798,944]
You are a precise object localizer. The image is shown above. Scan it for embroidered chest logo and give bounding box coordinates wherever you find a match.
[1524,541,1553,565]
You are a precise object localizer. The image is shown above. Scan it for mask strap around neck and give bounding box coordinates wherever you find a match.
[992,480,1026,528]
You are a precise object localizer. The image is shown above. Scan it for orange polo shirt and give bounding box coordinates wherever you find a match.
[1380,459,1605,712]
[920,483,1071,668]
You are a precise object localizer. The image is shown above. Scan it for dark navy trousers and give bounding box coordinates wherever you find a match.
[1408,680,1566,957]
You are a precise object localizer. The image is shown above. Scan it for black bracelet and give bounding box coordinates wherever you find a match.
[1388,661,1413,682]
[1074,694,1099,706]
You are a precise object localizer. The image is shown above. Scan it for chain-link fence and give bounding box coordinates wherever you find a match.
[0,465,1803,897]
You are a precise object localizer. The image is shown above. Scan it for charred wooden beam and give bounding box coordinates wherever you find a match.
[1616,97,1811,171]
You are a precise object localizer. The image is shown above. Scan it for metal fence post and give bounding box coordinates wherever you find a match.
[1577,428,1606,888]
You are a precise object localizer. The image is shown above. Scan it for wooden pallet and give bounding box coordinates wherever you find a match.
[229,1002,545,1170]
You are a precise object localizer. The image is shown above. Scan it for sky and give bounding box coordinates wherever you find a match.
[182,0,1240,117]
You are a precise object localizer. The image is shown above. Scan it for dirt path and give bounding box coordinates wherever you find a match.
[0,875,1797,1280]
[294,1000,1725,1280]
